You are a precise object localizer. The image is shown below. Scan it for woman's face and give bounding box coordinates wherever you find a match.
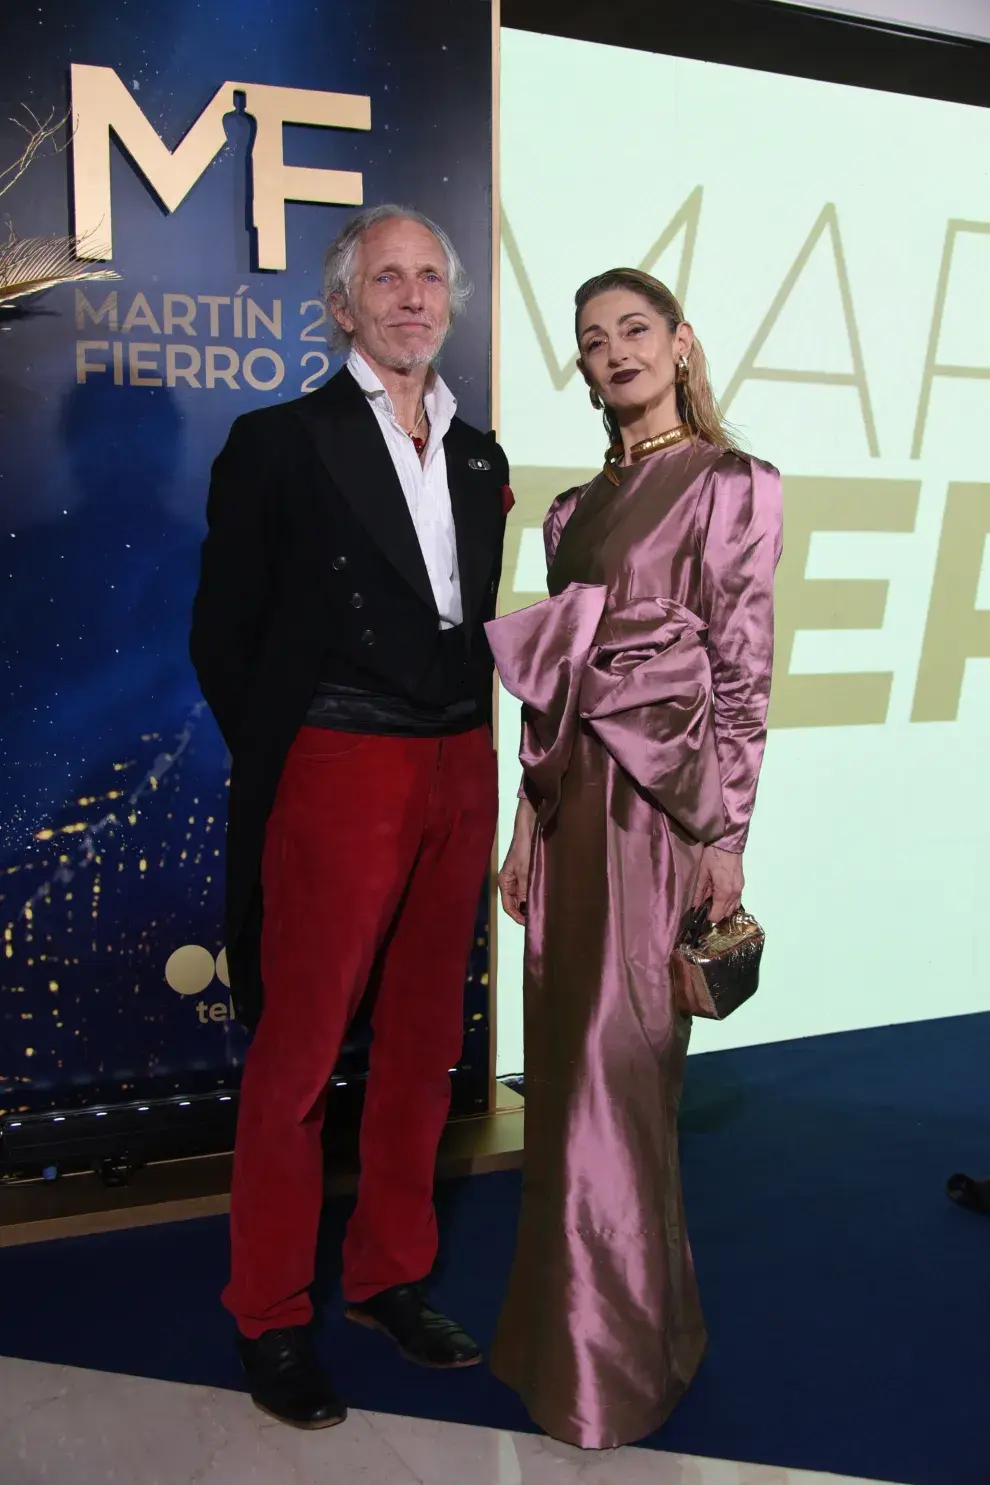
[577,288,692,421]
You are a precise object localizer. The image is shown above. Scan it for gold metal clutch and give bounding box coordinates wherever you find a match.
[670,902,764,1020]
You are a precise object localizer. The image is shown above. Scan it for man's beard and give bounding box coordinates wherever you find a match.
[377,322,449,371]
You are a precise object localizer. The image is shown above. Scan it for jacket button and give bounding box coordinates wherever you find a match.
[361,629,376,646]
[351,593,364,609]
[332,555,348,571]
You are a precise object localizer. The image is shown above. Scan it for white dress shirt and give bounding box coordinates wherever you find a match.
[347,347,462,629]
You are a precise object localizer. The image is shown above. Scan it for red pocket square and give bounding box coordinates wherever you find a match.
[501,484,515,516]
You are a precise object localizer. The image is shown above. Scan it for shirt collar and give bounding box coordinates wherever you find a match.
[347,346,457,429]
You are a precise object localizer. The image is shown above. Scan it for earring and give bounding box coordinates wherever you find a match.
[589,388,602,410]
[675,355,690,385]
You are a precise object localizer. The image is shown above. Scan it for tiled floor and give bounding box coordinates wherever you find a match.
[0,1355,899,1485]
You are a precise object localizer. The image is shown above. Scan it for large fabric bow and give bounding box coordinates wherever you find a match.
[486,584,725,842]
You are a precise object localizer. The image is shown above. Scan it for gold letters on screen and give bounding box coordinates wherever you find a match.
[496,191,990,729]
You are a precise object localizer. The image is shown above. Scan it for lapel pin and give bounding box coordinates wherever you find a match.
[468,457,491,471]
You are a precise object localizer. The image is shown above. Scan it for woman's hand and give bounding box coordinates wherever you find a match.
[497,800,536,925]
[693,845,744,924]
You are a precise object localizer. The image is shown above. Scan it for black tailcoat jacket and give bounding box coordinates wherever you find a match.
[190,367,510,1031]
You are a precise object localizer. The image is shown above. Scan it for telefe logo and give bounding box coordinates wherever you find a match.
[164,945,235,1026]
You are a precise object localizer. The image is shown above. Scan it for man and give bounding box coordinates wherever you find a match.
[190,205,509,1428]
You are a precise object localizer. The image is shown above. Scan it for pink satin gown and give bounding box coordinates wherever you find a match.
[485,438,782,1449]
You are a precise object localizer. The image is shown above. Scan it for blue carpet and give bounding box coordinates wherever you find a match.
[3,1013,990,1484]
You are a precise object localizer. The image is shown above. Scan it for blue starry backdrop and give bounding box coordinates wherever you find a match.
[0,0,494,1115]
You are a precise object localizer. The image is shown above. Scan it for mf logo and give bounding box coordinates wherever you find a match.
[70,64,371,271]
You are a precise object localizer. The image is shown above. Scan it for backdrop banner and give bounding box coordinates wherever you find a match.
[0,0,494,1119]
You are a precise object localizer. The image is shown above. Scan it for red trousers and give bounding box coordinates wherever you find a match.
[222,724,498,1338]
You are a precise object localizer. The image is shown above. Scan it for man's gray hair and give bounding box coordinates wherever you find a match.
[323,204,472,353]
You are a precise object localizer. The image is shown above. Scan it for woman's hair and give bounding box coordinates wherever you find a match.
[323,204,472,353]
[574,268,738,450]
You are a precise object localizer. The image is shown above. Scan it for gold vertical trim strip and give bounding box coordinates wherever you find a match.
[487,0,502,1115]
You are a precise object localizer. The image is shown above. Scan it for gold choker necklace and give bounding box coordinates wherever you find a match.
[603,422,691,485]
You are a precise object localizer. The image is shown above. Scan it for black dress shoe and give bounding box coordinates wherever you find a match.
[344,1282,482,1369]
[237,1326,346,1429]
[947,1172,990,1213]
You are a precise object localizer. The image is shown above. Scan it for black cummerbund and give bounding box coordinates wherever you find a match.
[305,625,484,738]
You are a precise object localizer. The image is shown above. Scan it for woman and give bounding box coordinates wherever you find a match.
[486,269,782,1450]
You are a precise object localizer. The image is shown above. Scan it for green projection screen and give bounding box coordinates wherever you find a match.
[494,27,990,1073]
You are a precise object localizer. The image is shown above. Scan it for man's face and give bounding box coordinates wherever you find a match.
[332,217,453,372]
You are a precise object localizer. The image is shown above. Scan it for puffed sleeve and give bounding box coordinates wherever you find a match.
[515,487,584,801]
[696,452,783,852]
[543,487,581,567]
